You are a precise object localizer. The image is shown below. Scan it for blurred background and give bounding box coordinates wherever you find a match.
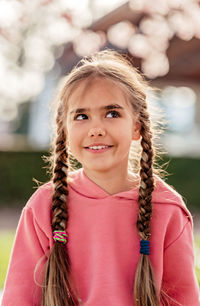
[0,0,200,294]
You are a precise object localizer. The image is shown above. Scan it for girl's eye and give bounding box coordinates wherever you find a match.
[74,110,120,121]
[74,114,88,120]
[106,110,120,118]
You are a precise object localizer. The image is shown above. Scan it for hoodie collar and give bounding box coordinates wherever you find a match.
[67,168,192,222]
[68,167,139,200]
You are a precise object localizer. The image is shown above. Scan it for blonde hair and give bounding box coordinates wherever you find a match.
[41,49,167,305]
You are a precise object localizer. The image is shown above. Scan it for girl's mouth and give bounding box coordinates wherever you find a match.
[84,145,113,153]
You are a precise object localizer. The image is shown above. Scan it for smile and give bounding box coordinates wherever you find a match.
[84,145,113,153]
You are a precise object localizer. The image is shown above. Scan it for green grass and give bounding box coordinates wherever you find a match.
[0,231,15,289]
[195,235,200,286]
[0,231,200,290]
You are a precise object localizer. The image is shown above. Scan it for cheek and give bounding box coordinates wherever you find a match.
[118,122,134,141]
[66,123,74,149]
[67,125,84,150]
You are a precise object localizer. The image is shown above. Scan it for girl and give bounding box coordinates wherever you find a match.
[2,50,200,306]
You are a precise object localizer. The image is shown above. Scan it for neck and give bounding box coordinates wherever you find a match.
[83,167,139,195]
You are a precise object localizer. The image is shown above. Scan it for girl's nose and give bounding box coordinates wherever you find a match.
[88,127,106,137]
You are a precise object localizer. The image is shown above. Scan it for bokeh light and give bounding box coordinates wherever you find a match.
[161,86,196,133]
[107,21,136,49]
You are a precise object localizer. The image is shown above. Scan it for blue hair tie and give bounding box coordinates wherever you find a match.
[140,240,150,255]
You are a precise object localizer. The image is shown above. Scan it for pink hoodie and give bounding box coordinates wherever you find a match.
[2,168,200,305]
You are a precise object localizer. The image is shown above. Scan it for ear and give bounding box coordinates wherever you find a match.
[132,121,141,140]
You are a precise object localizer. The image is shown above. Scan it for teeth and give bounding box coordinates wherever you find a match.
[89,145,108,150]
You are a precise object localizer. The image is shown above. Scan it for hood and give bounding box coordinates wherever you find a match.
[68,168,192,222]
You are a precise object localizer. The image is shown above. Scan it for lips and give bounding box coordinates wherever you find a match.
[84,146,113,153]
[84,143,113,148]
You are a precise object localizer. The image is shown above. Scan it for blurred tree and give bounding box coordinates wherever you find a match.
[0,0,91,122]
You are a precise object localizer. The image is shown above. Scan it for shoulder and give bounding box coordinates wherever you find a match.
[23,182,53,229]
[150,176,194,247]
[25,181,53,210]
[24,169,81,213]
[24,169,80,217]
[152,175,193,224]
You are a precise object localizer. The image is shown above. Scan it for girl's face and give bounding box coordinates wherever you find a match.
[65,77,140,176]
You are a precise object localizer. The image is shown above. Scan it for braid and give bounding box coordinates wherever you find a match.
[137,109,155,240]
[52,108,68,231]
[41,105,79,306]
[134,107,159,306]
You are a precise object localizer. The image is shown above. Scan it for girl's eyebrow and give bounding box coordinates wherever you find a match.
[70,104,124,115]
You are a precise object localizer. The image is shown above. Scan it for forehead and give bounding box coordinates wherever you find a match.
[66,77,132,112]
